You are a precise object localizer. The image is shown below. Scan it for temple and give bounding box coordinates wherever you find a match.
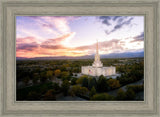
[81,40,116,77]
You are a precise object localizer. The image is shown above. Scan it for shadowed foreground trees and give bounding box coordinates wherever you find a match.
[61,80,70,96]
[70,85,88,97]
[91,93,114,101]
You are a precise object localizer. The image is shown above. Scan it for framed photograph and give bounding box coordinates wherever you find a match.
[0,0,159,117]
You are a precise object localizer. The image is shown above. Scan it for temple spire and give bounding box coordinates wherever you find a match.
[96,39,99,55]
[95,39,100,61]
[92,39,103,67]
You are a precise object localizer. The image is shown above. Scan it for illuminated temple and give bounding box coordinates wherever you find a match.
[81,40,116,77]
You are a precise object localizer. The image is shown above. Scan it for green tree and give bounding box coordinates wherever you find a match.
[116,88,126,100]
[88,78,97,90]
[76,75,88,84]
[71,77,77,85]
[61,71,70,80]
[82,77,88,88]
[79,87,88,95]
[97,75,108,92]
[89,86,96,97]
[70,85,81,96]
[125,88,136,100]
[61,80,70,96]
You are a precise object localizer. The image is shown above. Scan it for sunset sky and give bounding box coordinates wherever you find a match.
[16,16,144,58]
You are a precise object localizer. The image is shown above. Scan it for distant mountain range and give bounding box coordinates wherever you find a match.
[16,51,144,60]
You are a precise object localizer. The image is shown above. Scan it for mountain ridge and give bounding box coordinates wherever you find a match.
[16,51,144,60]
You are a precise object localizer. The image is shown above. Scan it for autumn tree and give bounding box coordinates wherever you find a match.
[91,93,114,101]
[107,79,121,89]
[70,85,88,96]
[46,70,53,80]
[43,89,56,100]
[54,69,61,78]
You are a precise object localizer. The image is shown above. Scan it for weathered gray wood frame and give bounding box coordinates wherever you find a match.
[0,0,159,117]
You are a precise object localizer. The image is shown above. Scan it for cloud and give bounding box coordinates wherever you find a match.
[99,16,128,26]
[133,32,144,40]
[99,16,112,25]
[16,37,39,51]
[40,45,66,49]
[29,16,78,35]
[99,16,134,35]
[40,32,75,49]
[107,17,134,34]
[16,36,143,58]
[17,42,39,51]
[71,39,124,54]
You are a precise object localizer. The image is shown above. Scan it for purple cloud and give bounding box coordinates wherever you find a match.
[99,16,134,35]
[17,42,39,51]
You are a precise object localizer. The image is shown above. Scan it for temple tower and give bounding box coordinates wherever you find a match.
[92,40,103,68]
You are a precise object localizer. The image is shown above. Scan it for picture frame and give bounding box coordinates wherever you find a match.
[0,0,159,117]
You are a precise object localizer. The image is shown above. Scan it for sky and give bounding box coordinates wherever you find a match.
[16,16,144,58]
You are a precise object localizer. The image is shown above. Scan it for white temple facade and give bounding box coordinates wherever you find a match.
[81,40,116,77]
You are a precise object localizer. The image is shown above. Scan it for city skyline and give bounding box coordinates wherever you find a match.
[16,16,144,58]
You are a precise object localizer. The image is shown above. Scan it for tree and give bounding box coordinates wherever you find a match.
[125,88,136,100]
[54,69,61,77]
[89,86,96,97]
[23,76,30,85]
[61,80,70,96]
[71,77,77,85]
[76,75,88,84]
[46,70,53,80]
[82,77,88,88]
[70,85,88,96]
[32,73,40,84]
[61,71,70,80]
[79,87,88,95]
[97,75,108,92]
[88,78,97,90]
[70,85,81,96]
[116,88,126,100]
[40,72,47,82]
[27,91,40,100]
[107,79,121,89]
[52,82,60,91]
[91,93,114,101]
[43,89,56,100]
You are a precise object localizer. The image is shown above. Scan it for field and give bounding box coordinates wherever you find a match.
[16,58,144,101]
